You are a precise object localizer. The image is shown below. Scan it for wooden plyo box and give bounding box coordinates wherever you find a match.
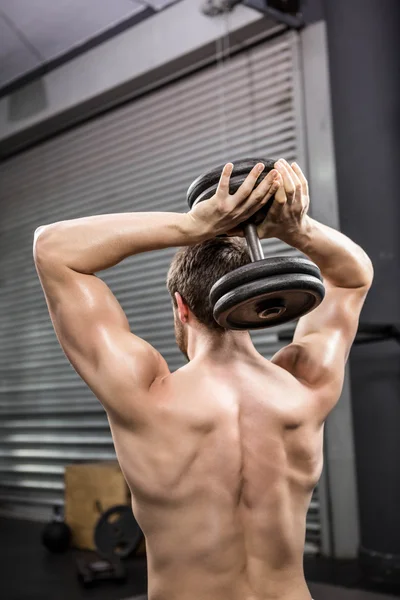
[65,461,129,551]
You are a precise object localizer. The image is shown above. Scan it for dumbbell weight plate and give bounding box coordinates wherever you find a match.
[187,158,276,226]
[210,258,325,330]
[210,257,322,306]
[187,159,326,330]
[214,273,325,330]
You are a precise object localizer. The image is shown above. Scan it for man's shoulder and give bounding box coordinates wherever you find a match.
[271,344,305,376]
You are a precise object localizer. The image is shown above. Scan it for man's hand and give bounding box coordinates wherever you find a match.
[257,159,310,242]
[187,162,280,238]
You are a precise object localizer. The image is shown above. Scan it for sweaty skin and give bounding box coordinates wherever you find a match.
[33,160,373,600]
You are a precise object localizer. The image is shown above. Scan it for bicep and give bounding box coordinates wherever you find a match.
[36,261,166,417]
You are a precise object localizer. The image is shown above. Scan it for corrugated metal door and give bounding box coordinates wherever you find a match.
[0,31,321,552]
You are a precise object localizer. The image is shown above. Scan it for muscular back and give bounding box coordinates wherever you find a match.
[110,355,327,600]
[34,235,369,600]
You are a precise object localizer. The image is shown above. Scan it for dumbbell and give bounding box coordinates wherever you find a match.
[186,158,325,330]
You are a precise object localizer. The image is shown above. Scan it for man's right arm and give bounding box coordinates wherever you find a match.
[273,216,373,413]
[265,160,373,418]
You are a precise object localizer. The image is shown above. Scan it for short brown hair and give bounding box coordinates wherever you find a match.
[166,237,251,332]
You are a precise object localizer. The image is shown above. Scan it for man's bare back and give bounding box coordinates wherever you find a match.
[110,353,325,600]
[34,159,373,600]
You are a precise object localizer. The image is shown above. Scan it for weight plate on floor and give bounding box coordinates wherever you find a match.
[94,505,143,559]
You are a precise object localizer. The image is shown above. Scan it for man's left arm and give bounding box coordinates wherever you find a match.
[33,212,205,421]
[33,164,278,420]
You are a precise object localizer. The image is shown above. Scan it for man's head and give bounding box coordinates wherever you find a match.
[166,237,251,358]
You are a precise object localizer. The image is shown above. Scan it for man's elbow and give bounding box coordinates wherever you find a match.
[361,251,374,289]
[33,224,60,267]
[33,226,48,262]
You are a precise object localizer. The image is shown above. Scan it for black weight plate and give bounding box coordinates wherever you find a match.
[214,273,325,330]
[210,257,323,307]
[94,505,143,559]
[186,158,276,208]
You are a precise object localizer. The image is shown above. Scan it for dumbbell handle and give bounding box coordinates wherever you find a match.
[242,189,276,262]
[243,223,265,262]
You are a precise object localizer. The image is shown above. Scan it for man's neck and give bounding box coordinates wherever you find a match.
[187,330,260,363]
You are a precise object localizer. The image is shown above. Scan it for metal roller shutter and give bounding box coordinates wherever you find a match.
[0,31,321,552]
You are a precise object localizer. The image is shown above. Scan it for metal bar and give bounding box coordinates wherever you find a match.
[244,224,264,262]
[243,0,304,29]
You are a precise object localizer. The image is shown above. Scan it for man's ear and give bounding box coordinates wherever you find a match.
[175,292,189,324]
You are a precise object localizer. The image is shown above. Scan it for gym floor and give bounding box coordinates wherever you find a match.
[0,517,398,600]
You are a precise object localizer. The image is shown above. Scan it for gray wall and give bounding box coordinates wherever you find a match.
[0,0,267,156]
[301,20,359,559]
[0,0,328,157]
[325,0,400,320]
[323,0,400,561]
[302,0,324,24]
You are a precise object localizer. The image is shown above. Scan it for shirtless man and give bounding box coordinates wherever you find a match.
[33,159,373,600]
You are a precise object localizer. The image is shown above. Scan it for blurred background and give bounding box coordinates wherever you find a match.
[0,1,399,599]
